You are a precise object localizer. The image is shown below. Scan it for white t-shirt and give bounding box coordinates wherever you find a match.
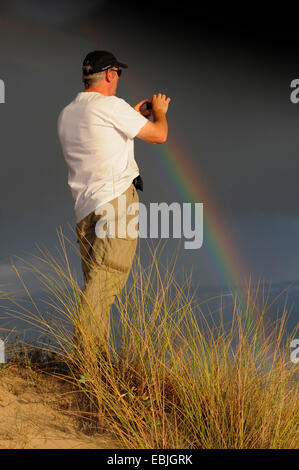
[57,91,148,223]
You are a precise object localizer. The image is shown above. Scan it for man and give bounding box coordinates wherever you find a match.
[57,50,171,354]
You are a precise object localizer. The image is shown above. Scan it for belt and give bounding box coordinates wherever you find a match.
[132,174,143,192]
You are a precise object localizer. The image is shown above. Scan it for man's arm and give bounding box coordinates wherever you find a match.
[135,93,171,144]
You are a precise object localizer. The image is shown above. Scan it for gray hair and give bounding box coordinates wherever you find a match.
[82,70,106,89]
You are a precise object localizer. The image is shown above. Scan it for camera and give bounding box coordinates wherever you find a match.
[145,101,152,110]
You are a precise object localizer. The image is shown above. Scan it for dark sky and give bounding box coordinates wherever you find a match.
[1,0,299,300]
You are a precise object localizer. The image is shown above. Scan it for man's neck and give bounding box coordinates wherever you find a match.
[84,87,110,95]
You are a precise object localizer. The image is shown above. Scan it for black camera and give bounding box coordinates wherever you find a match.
[145,101,152,110]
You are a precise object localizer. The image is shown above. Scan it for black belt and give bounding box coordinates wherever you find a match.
[132,174,143,192]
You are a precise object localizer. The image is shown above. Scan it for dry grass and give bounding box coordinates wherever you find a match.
[0,229,298,449]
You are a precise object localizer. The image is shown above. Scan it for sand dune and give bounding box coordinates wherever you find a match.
[0,365,122,449]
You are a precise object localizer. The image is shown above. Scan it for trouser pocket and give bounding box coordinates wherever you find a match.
[93,184,139,273]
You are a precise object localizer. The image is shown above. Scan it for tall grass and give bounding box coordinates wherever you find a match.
[1,228,298,448]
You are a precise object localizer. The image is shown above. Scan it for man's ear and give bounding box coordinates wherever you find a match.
[106,69,113,83]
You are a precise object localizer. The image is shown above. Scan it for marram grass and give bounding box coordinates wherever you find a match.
[1,229,298,449]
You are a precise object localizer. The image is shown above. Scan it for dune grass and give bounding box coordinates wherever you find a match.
[1,228,298,449]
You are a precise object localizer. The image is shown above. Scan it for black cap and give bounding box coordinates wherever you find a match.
[82,50,128,77]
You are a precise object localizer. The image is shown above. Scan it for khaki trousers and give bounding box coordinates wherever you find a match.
[75,183,139,352]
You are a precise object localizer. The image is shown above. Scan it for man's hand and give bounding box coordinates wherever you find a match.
[134,99,152,119]
[135,93,171,144]
[152,93,171,115]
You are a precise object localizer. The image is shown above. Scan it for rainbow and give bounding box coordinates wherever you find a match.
[153,136,249,291]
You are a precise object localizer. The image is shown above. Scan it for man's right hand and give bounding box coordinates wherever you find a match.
[152,93,171,115]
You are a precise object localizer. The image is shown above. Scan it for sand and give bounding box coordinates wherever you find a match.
[0,364,123,449]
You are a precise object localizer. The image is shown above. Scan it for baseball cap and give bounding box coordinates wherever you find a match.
[82,50,128,77]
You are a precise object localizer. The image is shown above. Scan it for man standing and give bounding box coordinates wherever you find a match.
[57,50,171,354]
